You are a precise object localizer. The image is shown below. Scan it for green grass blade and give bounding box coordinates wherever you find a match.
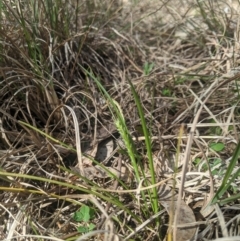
[18,121,76,151]
[211,140,240,204]
[128,79,159,214]
[81,67,153,218]
[0,170,141,222]
[81,67,141,182]
[217,192,240,205]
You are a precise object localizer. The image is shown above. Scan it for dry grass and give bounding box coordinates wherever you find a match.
[1,0,240,240]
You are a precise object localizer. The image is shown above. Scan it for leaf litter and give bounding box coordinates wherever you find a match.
[1,0,240,240]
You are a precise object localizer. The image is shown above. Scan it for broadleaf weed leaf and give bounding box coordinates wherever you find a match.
[77,226,89,233]
[73,205,95,222]
[81,205,91,222]
[210,142,225,152]
[73,210,84,222]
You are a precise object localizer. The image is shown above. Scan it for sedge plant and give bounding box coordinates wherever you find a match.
[211,139,240,205]
[81,66,160,226]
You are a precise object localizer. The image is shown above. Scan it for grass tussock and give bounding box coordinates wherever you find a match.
[1,0,240,240]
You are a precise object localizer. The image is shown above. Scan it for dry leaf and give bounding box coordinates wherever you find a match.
[96,138,114,162]
[159,184,196,241]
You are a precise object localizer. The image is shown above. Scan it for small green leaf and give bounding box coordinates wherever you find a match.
[77,226,89,233]
[210,158,222,168]
[143,62,154,75]
[73,210,84,222]
[80,205,91,222]
[162,88,171,97]
[77,223,96,233]
[193,157,201,166]
[89,208,95,220]
[73,205,95,222]
[88,223,95,231]
[209,142,225,152]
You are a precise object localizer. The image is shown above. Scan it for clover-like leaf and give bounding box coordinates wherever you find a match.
[210,142,225,152]
[73,205,95,222]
